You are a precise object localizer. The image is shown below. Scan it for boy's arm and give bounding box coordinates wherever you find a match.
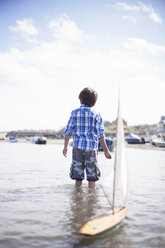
[99,137,112,159]
[63,112,74,157]
[63,134,71,157]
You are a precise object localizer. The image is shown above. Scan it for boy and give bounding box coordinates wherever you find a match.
[63,87,111,189]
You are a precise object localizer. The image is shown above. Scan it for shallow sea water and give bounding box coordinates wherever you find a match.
[0,142,165,248]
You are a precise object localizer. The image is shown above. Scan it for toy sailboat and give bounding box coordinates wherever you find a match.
[79,93,128,236]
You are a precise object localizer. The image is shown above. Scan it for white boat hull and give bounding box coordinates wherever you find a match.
[155,141,165,147]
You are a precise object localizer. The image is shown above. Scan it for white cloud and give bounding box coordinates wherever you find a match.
[139,1,162,24]
[116,2,140,11]
[124,37,165,55]
[1,17,165,130]
[148,8,162,24]
[9,19,39,44]
[48,15,87,44]
[114,1,162,24]
[9,19,39,36]
[123,15,137,24]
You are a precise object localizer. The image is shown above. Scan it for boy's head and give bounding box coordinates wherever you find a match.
[79,87,98,107]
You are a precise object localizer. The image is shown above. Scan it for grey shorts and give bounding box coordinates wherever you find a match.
[70,147,101,182]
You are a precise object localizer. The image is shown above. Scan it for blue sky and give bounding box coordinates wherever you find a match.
[0,0,165,131]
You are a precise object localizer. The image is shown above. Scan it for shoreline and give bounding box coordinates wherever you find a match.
[125,143,165,151]
[0,138,64,145]
[1,138,165,151]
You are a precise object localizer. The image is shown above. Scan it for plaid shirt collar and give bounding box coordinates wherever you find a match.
[80,105,91,109]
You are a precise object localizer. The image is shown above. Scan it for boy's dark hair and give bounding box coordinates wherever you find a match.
[79,87,98,107]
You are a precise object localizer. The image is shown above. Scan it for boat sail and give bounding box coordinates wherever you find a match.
[79,92,128,236]
[114,92,128,209]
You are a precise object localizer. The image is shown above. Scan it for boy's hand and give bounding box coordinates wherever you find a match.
[99,137,112,159]
[63,147,67,157]
[104,150,112,159]
[63,135,70,157]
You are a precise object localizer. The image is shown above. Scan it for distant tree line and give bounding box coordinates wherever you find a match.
[6,120,157,138]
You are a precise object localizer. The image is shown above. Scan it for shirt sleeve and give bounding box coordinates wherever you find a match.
[64,111,74,136]
[96,113,105,139]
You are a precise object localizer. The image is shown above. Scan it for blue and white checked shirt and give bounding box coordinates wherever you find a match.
[65,105,105,150]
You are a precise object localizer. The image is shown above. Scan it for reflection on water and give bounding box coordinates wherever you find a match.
[69,188,99,231]
[0,143,165,248]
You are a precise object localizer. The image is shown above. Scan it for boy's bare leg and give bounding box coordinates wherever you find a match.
[88,181,96,189]
[75,180,82,187]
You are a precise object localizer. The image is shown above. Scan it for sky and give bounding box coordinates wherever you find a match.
[0,0,165,131]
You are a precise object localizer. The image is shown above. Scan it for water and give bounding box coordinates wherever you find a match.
[0,142,165,248]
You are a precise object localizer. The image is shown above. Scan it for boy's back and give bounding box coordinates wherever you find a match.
[65,105,104,151]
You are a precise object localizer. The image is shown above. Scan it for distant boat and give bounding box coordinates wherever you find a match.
[30,136,47,145]
[9,137,18,143]
[154,137,165,148]
[151,137,159,146]
[151,135,164,146]
[0,132,6,140]
[98,137,115,152]
[144,136,152,143]
[125,133,145,144]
